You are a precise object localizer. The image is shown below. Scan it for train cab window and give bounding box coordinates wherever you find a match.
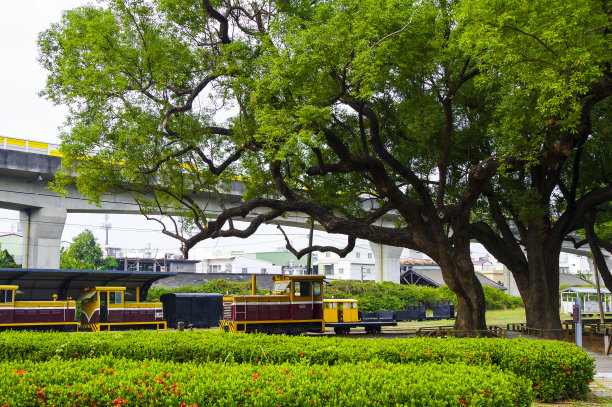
[274,281,290,294]
[312,282,321,297]
[79,291,97,305]
[324,301,336,309]
[294,281,311,297]
[0,290,13,303]
[109,292,123,304]
[343,302,351,309]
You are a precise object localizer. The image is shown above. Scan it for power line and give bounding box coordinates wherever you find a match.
[0,216,308,235]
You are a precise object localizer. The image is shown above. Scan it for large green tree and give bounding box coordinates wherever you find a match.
[39,0,609,332]
[462,0,611,331]
[60,229,118,270]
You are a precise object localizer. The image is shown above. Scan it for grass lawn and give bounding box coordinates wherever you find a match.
[387,307,527,330]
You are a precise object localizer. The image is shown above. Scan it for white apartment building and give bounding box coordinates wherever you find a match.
[316,248,376,281]
[197,253,282,274]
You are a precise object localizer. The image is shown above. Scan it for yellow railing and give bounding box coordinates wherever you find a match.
[0,136,62,157]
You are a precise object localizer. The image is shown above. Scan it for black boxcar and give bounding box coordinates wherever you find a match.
[160,293,223,329]
[431,299,455,319]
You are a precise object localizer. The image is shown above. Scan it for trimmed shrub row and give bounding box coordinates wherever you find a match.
[0,357,533,406]
[325,281,523,311]
[0,331,593,401]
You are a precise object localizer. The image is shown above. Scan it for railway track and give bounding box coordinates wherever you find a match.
[308,324,507,338]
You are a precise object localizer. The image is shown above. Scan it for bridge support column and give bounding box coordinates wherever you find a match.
[369,243,403,283]
[19,207,67,269]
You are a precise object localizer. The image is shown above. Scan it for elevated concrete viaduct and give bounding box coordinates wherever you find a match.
[0,143,403,281]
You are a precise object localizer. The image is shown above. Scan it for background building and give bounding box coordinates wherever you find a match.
[316,249,376,281]
[199,253,281,274]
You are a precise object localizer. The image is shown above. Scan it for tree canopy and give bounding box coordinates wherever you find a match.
[60,229,118,270]
[463,0,612,330]
[0,245,20,269]
[40,0,611,331]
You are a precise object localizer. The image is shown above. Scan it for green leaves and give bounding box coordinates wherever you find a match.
[0,330,593,402]
[324,280,523,311]
[60,229,116,270]
[457,0,610,160]
[0,357,533,406]
[0,245,20,269]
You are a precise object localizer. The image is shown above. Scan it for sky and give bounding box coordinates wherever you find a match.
[0,1,499,261]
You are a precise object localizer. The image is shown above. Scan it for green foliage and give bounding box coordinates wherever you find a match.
[457,0,610,162]
[0,357,532,406]
[325,280,522,312]
[38,0,610,332]
[60,229,117,270]
[0,244,20,268]
[147,280,266,301]
[0,331,593,402]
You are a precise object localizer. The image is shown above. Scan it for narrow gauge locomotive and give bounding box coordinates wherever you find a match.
[219,275,325,334]
[0,285,78,330]
[0,285,165,332]
[78,286,165,332]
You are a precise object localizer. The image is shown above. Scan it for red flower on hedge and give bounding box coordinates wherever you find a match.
[36,391,44,396]
[252,374,260,380]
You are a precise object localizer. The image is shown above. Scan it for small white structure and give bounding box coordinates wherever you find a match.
[560,286,612,314]
[200,254,282,274]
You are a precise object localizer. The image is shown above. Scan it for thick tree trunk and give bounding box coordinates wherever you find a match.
[438,252,487,336]
[512,237,563,333]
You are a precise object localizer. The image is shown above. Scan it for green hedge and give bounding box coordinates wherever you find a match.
[325,280,523,312]
[147,280,266,301]
[0,357,533,406]
[0,331,592,402]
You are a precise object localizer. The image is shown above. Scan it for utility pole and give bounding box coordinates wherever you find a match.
[306,221,314,274]
[101,214,112,246]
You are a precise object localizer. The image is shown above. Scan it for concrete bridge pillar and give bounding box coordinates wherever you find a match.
[369,243,403,283]
[19,207,67,269]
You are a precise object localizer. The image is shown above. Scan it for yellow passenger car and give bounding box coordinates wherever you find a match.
[323,299,359,323]
[0,285,78,330]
